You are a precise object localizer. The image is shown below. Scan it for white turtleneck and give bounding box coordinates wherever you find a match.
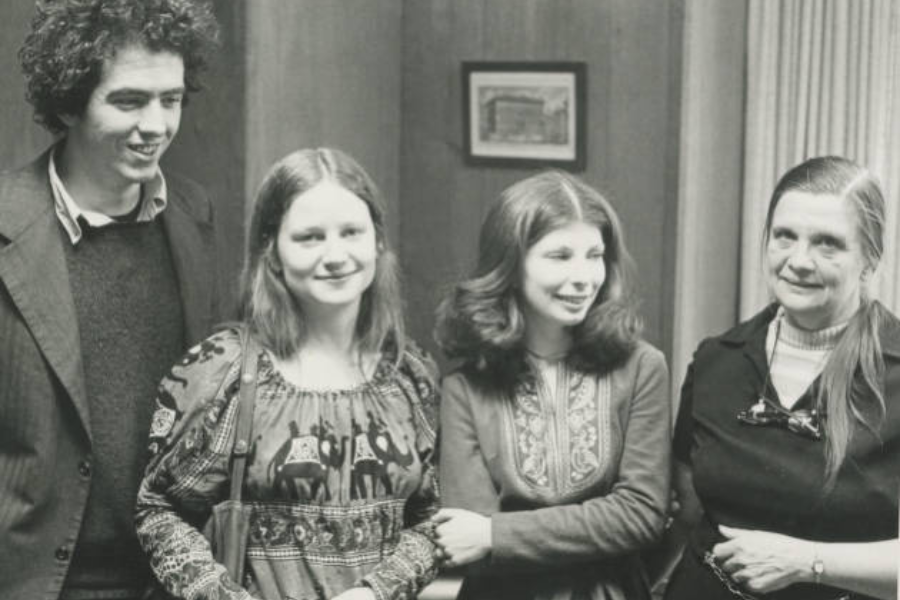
[766,309,849,409]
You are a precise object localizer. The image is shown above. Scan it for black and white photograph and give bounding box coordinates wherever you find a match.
[0,2,898,600]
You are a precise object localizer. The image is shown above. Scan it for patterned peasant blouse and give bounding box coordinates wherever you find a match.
[135,329,440,600]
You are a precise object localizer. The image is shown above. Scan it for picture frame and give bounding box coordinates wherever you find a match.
[462,61,586,170]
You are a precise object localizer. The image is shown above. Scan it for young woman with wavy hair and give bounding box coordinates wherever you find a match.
[433,170,671,600]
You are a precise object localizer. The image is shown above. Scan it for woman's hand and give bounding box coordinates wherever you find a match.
[713,525,814,593]
[432,508,492,568]
[331,586,376,600]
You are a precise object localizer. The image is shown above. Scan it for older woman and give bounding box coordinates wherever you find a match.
[667,156,899,600]
[135,148,440,600]
[433,171,671,600]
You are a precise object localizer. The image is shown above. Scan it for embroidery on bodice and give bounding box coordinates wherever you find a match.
[503,365,613,497]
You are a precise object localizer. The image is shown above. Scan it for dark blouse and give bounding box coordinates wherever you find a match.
[667,304,900,600]
[135,329,441,600]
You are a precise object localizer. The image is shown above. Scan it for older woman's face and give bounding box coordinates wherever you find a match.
[766,191,868,330]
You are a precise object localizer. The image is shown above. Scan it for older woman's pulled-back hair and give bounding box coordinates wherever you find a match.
[242,148,405,360]
[765,155,887,490]
[435,170,642,389]
[19,0,219,134]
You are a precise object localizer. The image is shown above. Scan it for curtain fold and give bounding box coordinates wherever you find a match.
[740,0,900,318]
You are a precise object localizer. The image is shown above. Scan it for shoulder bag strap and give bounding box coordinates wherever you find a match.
[228,327,260,502]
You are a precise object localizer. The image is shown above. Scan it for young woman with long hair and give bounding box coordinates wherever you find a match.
[136,148,440,600]
[433,170,671,600]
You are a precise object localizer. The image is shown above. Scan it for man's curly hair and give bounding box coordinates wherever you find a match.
[19,0,219,134]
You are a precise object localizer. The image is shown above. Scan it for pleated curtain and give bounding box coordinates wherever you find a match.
[740,0,900,318]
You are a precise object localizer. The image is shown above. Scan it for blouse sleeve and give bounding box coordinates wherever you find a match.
[361,347,442,600]
[135,330,253,600]
[490,345,672,568]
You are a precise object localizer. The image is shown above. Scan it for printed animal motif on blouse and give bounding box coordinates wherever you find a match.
[138,329,441,600]
[264,413,417,503]
[268,420,345,501]
[147,336,228,453]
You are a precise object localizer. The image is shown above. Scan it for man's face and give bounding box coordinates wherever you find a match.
[62,42,185,194]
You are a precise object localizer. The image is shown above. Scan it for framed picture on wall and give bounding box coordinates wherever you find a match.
[462,61,586,170]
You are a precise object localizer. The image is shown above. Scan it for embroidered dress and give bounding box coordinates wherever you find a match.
[440,341,671,600]
[136,329,440,600]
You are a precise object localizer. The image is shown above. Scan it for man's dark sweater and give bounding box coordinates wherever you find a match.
[60,217,184,599]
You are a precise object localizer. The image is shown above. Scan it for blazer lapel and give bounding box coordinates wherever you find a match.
[0,154,91,439]
[161,182,216,346]
[722,304,778,383]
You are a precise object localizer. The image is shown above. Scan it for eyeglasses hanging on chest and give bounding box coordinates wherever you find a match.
[736,316,825,441]
[737,396,823,441]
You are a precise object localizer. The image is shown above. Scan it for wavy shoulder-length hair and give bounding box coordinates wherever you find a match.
[435,170,642,389]
[242,148,405,360]
[763,155,887,490]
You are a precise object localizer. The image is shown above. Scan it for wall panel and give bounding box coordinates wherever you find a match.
[162,0,247,313]
[245,1,403,240]
[0,1,53,171]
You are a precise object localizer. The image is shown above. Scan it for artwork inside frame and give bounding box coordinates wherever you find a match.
[462,61,586,170]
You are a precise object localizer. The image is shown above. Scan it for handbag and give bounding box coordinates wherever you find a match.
[202,326,260,584]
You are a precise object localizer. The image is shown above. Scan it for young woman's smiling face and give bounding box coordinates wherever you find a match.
[766,190,868,330]
[276,181,377,318]
[520,221,606,336]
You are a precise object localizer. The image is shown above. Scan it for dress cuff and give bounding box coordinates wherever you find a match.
[361,531,438,600]
[361,577,390,600]
[489,512,515,567]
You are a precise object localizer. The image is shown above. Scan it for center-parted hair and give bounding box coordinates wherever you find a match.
[764,155,888,490]
[242,148,405,360]
[434,170,642,390]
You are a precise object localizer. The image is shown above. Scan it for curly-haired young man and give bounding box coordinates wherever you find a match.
[0,2,220,599]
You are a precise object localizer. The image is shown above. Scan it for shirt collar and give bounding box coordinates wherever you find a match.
[48,142,168,245]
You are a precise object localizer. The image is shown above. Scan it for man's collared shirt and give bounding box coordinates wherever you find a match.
[48,144,168,245]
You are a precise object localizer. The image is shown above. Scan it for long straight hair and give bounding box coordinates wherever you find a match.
[241,148,405,360]
[763,156,886,489]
